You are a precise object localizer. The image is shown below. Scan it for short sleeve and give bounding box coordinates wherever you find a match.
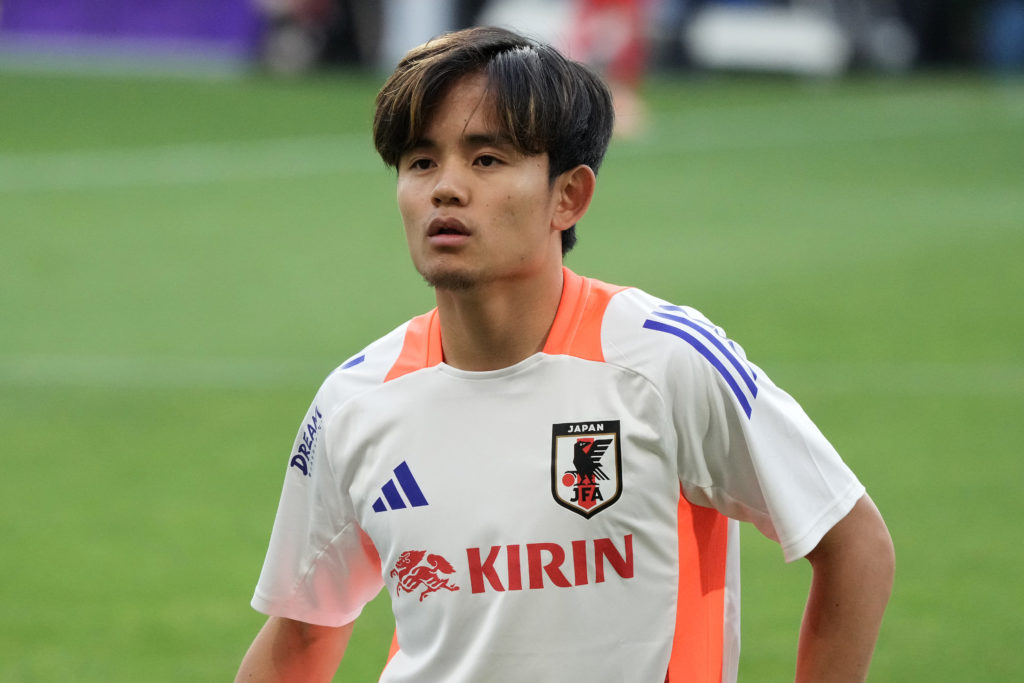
[251,393,383,626]
[665,308,865,562]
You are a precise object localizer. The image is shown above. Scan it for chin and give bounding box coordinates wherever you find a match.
[420,267,478,292]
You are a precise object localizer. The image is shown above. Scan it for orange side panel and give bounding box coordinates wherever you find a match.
[666,494,729,682]
[380,628,400,677]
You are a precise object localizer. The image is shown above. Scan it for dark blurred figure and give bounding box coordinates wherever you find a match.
[981,0,1024,69]
[867,0,1024,70]
[896,1,977,66]
[454,0,491,28]
[258,0,380,73]
[320,1,382,66]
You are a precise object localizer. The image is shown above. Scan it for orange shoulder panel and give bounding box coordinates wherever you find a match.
[542,267,627,361]
[384,309,444,383]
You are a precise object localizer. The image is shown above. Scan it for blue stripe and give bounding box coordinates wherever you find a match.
[341,354,365,370]
[381,480,406,509]
[643,319,753,418]
[654,309,758,394]
[371,497,387,513]
[725,339,754,378]
[394,461,429,507]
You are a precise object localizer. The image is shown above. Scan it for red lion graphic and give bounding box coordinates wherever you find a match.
[390,550,460,601]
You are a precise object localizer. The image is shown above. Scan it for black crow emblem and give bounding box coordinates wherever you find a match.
[573,438,612,482]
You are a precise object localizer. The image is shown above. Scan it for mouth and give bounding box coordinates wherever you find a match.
[428,217,470,238]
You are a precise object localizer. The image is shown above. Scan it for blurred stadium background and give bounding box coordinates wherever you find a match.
[2,0,1022,681]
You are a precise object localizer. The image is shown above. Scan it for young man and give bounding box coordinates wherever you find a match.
[236,26,894,682]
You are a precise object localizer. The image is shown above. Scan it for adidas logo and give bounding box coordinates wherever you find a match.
[372,461,428,512]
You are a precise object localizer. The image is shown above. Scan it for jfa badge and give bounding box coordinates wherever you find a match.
[551,420,622,518]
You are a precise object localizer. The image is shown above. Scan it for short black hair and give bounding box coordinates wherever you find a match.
[373,26,614,255]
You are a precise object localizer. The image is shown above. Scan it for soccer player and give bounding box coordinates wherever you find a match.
[235,26,894,683]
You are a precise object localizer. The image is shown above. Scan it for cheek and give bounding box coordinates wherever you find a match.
[502,179,552,224]
[396,185,419,230]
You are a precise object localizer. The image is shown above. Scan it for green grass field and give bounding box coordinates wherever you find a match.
[2,66,1022,681]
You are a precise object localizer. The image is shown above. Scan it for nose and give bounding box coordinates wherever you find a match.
[431,164,468,207]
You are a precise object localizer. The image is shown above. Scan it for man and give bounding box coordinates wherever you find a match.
[236,26,894,682]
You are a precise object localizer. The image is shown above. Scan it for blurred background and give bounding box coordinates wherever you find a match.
[2,1,1022,682]
[3,0,1024,77]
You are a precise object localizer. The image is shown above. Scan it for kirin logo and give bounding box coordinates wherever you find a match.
[390,551,460,601]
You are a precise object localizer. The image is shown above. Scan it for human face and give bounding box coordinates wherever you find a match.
[396,72,564,291]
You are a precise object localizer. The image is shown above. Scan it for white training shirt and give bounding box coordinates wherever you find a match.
[251,268,864,682]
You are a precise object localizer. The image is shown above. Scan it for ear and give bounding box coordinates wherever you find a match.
[550,165,597,232]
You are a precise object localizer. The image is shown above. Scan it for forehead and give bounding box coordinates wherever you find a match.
[424,72,499,135]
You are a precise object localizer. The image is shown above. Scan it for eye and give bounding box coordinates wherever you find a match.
[408,158,434,171]
[475,154,501,168]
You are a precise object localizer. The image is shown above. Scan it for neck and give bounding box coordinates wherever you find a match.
[435,267,565,371]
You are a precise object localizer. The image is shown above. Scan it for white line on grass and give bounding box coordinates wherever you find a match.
[766,360,1024,398]
[0,354,332,390]
[0,134,379,193]
[3,95,1020,193]
[0,354,1021,396]
[621,110,1023,157]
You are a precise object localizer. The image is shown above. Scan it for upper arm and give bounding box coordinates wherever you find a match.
[806,494,895,575]
[236,616,354,683]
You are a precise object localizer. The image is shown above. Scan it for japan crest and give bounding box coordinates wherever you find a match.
[551,420,622,518]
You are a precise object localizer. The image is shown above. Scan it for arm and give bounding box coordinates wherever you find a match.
[235,616,354,683]
[796,494,895,682]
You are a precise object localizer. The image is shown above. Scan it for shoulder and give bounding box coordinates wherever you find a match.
[283,318,409,479]
[602,286,759,414]
[601,286,722,370]
[313,315,420,416]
